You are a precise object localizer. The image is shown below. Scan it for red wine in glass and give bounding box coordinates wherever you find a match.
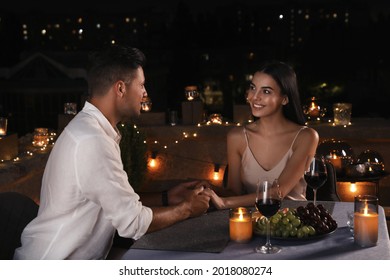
[304,156,327,205]
[255,198,281,218]
[304,173,327,190]
[255,179,282,254]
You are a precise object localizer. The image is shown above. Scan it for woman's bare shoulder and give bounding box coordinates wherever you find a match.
[227,126,245,139]
[297,126,319,145]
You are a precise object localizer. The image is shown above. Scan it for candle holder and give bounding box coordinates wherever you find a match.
[333,103,352,126]
[357,150,385,176]
[0,117,7,136]
[64,102,77,115]
[208,113,223,125]
[184,85,200,101]
[32,128,49,147]
[354,195,378,247]
[316,139,355,176]
[141,96,152,112]
[229,207,252,243]
[168,110,178,126]
[303,97,326,122]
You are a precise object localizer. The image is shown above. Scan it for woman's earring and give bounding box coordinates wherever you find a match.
[246,97,249,103]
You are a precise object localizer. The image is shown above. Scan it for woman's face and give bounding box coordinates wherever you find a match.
[247,71,286,119]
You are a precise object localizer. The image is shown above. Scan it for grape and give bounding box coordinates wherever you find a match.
[254,202,338,238]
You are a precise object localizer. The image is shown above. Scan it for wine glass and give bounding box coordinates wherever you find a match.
[304,155,328,205]
[255,179,282,254]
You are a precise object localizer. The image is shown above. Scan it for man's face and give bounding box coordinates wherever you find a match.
[119,67,147,121]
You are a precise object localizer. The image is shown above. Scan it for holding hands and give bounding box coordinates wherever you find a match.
[168,180,212,217]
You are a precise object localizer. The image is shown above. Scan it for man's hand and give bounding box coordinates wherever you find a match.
[184,184,211,217]
[168,180,212,206]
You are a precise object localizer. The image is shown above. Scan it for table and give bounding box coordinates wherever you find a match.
[122,201,390,260]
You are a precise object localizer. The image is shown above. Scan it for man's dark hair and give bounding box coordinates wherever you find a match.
[87,45,146,97]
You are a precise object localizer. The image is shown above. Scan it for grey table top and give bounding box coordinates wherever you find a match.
[122,201,390,260]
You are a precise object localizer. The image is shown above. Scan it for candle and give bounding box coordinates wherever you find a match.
[33,128,49,147]
[308,102,320,118]
[0,128,5,136]
[333,103,352,126]
[329,153,342,172]
[229,207,252,243]
[354,212,378,247]
[354,195,378,247]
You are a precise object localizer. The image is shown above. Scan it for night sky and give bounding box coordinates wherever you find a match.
[1,0,390,132]
[2,0,234,14]
[2,0,388,15]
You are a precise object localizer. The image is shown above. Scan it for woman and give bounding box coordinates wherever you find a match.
[205,61,319,209]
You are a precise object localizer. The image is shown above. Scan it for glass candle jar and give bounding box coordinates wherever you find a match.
[185,85,199,101]
[64,103,77,115]
[141,96,152,112]
[229,207,252,243]
[333,103,352,126]
[354,195,378,247]
[33,128,49,147]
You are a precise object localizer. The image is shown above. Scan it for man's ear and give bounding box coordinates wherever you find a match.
[117,81,125,97]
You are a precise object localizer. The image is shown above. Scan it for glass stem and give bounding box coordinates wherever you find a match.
[266,218,272,249]
[313,189,317,205]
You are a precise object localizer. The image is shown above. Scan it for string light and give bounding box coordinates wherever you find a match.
[213,164,220,181]
[148,151,158,168]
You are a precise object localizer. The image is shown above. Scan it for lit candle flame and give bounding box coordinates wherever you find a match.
[149,158,156,168]
[364,202,369,215]
[350,183,357,193]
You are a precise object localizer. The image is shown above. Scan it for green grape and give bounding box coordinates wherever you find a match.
[273,213,282,220]
[284,223,293,231]
[297,230,305,238]
[308,226,316,235]
[289,227,298,237]
[291,218,301,227]
[287,213,296,221]
[255,205,335,239]
[271,217,280,224]
[301,225,310,235]
[282,230,290,238]
[281,217,290,225]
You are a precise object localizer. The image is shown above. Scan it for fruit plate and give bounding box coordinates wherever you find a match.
[253,226,337,242]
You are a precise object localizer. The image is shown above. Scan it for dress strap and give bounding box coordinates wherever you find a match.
[243,126,249,146]
[289,126,308,149]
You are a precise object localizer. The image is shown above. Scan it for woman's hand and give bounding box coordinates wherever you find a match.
[202,187,227,210]
[168,180,212,205]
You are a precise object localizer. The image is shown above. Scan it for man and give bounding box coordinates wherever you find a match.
[14,45,210,259]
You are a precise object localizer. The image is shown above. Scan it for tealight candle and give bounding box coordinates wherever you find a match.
[329,153,342,173]
[354,195,378,247]
[308,102,320,118]
[229,207,252,243]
